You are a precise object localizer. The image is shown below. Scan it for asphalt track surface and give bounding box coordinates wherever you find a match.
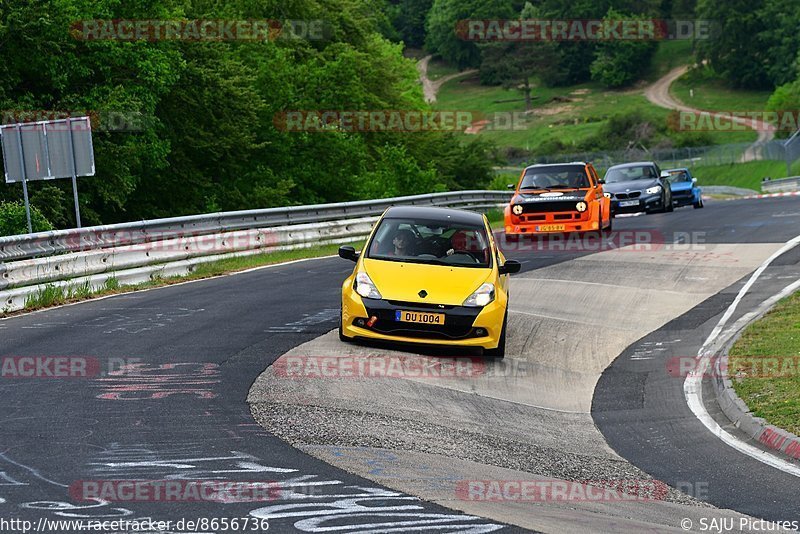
[593,205,800,521]
[0,196,798,533]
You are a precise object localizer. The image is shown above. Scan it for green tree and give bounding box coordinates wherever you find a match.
[767,79,800,138]
[1,0,497,226]
[0,0,183,223]
[531,0,611,85]
[424,0,516,68]
[590,9,658,88]
[756,0,800,87]
[695,0,770,89]
[478,3,562,106]
[388,0,434,47]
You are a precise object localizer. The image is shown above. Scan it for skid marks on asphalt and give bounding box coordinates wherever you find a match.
[267,309,339,334]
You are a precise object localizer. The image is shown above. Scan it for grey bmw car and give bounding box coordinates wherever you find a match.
[603,162,674,215]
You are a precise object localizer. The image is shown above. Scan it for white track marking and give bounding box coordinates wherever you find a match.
[684,234,800,478]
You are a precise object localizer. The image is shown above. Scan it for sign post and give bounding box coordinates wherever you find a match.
[66,118,82,228]
[14,124,33,234]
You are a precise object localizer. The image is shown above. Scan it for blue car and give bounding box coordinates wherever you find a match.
[663,167,704,209]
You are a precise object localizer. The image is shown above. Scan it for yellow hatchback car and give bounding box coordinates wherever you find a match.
[338,206,521,358]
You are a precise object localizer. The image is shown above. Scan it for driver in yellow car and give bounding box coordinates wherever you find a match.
[387,229,415,257]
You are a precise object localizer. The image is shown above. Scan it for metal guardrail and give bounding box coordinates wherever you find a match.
[0,190,512,263]
[762,176,800,193]
[0,190,512,313]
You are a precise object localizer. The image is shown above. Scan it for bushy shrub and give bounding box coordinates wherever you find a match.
[0,201,54,237]
[767,80,800,139]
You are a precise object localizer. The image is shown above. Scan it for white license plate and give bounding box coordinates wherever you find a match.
[619,200,639,207]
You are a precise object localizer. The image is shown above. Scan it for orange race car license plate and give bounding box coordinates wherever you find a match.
[395,310,445,325]
[536,224,566,232]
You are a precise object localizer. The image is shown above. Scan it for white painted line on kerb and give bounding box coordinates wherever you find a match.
[684,234,800,478]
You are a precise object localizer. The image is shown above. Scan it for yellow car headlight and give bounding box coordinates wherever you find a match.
[576,201,587,212]
[463,283,495,307]
[512,204,523,216]
[355,271,382,299]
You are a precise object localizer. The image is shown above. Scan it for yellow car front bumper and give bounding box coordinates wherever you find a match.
[341,284,506,350]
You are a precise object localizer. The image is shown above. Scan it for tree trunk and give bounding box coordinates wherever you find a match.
[523,78,532,112]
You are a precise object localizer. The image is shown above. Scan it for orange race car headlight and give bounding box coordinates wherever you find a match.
[576,201,587,212]
[511,204,523,215]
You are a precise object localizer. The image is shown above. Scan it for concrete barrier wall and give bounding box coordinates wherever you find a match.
[762,176,800,193]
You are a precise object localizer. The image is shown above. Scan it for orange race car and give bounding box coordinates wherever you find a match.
[504,162,612,238]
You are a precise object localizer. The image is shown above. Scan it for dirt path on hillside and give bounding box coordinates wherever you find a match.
[644,66,774,162]
[417,55,477,103]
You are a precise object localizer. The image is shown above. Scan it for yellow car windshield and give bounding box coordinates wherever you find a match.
[366,217,492,269]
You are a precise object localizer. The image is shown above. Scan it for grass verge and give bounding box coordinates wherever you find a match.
[671,66,773,113]
[690,160,800,191]
[729,290,800,436]
[9,241,365,316]
[484,208,505,229]
[426,58,460,81]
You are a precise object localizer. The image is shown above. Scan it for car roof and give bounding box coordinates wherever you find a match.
[664,167,689,172]
[523,162,588,171]
[606,161,657,169]
[383,206,485,225]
